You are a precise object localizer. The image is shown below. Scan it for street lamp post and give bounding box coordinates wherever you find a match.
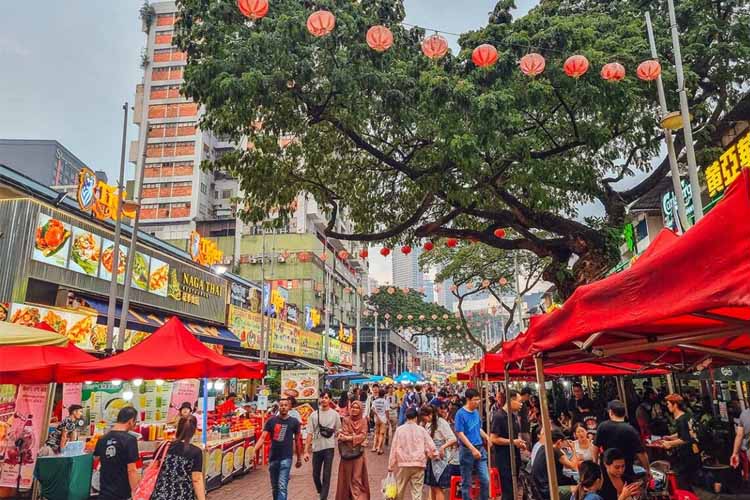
[105,102,129,355]
[373,311,379,375]
[666,0,704,221]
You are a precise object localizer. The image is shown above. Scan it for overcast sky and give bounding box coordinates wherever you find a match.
[0,0,536,286]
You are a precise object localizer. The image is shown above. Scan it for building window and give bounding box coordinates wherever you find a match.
[200,183,207,194]
[221,189,233,199]
[155,31,174,45]
[151,66,183,82]
[152,47,186,63]
[156,13,176,27]
[150,84,181,100]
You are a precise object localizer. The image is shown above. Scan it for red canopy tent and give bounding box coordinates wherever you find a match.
[504,170,750,369]
[477,352,668,379]
[58,317,265,382]
[0,343,96,384]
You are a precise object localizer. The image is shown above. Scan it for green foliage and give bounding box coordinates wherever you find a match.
[365,288,479,355]
[175,0,750,297]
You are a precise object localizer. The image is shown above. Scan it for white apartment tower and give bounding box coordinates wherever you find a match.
[131,1,220,241]
[391,246,424,290]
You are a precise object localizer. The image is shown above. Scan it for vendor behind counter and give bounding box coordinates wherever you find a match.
[40,404,85,456]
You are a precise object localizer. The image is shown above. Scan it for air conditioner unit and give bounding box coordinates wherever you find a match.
[250,257,258,264]
[277,255,286,263]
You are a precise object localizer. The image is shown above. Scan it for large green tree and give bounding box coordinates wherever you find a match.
[176,0,750,297]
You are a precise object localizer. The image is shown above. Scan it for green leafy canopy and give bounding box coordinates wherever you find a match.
[175,0,750,297]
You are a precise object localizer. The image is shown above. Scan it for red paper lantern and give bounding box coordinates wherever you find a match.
[359,249,368,259]
[307,10,335,37]
[380,247,391,257]
[563,55,589,79]
[601,62,626,82]
[338,249,349,260]
[423,241,434,252]
[472,44,498,68]
[446,238,458,248]
[366,25,393,52]
[636,60,661,81]
[493,228,506,238]
[401,245,412,255]
[421,34,448,60]
[519,53,545,77]
[237,0,268,19]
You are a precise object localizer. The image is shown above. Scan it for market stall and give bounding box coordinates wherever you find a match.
[496,171,750,500]
[16,318,266,497]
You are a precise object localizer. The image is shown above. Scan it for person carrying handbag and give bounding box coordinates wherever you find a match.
[335,400,370,500]
[150,416,206,500]
[304,390,342,500]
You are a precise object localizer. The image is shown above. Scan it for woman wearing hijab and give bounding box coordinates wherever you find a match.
[335,400,371,500]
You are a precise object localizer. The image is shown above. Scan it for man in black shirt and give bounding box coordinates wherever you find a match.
[567,383,594,425]
[531,428,577,500]
[94,407,140,500]
[594,400,650,481]
[254,398,303,500]
[661,394,699,490]
[490,390,526,500]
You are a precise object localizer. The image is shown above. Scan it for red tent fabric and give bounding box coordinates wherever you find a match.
[478,353,667,378]
[507,171,750,368]
[0,343,96,384]
[58,317,265,382]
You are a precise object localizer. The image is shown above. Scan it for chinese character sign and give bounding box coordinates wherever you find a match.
[705,130,750,198]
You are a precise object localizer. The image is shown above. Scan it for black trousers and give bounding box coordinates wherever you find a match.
[312,448,335,499]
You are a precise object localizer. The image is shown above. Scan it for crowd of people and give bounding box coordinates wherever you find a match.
[86,379,745,500]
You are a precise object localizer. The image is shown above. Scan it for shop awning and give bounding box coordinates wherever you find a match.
[293,358,325,373]
[503,170,750,370]
[0,343,97,384]
[58,317,264,382]
[80,298,241,348]
[325,370,363,380]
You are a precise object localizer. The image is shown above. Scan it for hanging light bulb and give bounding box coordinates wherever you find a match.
[84,381,92,386]
[155,379,165,386]
[207,381,215,390]
[111,379,122,386]
[122,388,134,401]
[214,380,226,391]
[132,379,143,387]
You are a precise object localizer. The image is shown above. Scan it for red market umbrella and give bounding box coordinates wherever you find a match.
[58,317,265,382]
[505,170,750,369]
[0,343,96,384]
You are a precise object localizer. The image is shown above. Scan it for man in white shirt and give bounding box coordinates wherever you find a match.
[304,390,342,500]
[371,388,389,454]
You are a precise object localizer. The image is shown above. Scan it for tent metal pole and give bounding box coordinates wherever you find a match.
[202,378,208,446]
[505,365,519,499]
[666,373,676,394]
[535,356,559,500]
[676,343,750,363]
[485,372,492,469]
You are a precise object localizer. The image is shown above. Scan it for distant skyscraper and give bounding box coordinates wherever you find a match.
[392,246,424,290]
[423,279,435,303]
[436,278,456,311]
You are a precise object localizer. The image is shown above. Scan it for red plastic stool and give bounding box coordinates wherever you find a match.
[449,469,501,500]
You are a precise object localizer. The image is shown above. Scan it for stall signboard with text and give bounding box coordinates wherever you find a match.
[704,130,750,198]
[281,370,319,401]
[188,231,223,267]
[270,320,298,356]
[326,338,342,364]
[25,206,227,323]
[227,306,262,350]
[77,167,136,221]
[297,330,324,360]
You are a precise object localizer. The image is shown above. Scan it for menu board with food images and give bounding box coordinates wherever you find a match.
[68,227,101,276]
[32,213,72,269]
[0,303,8,322]
[9,303,101,351]
[340,341,353,366]
[280,369,319,401]
[82,380,173,427]
[326,338,342,364]
[99,239,128,284]
[148,257,170,297]
[130,252,151,291]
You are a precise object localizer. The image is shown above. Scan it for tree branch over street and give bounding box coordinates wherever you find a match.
[176,0,750,297]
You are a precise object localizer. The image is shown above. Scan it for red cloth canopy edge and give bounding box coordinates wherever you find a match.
[0,343,96,384]
[503,170,750,368]
[58,317,265,382]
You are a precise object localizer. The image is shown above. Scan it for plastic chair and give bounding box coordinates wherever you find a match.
[449,468,501,500]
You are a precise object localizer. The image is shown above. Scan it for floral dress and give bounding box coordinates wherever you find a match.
[151,442,203,500]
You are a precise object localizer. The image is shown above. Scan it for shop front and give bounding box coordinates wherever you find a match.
[0,195,239,353]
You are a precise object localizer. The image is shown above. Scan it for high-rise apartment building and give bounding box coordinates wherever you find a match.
[391,246,424,290]
[131,1,218,241]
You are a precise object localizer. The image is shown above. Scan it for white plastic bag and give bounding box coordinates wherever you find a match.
[382,472,398,500]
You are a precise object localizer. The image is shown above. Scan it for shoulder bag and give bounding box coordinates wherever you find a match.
[317,409,335,439]
[132,440,170,500]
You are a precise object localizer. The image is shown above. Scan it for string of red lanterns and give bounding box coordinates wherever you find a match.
[238,4,662,83]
